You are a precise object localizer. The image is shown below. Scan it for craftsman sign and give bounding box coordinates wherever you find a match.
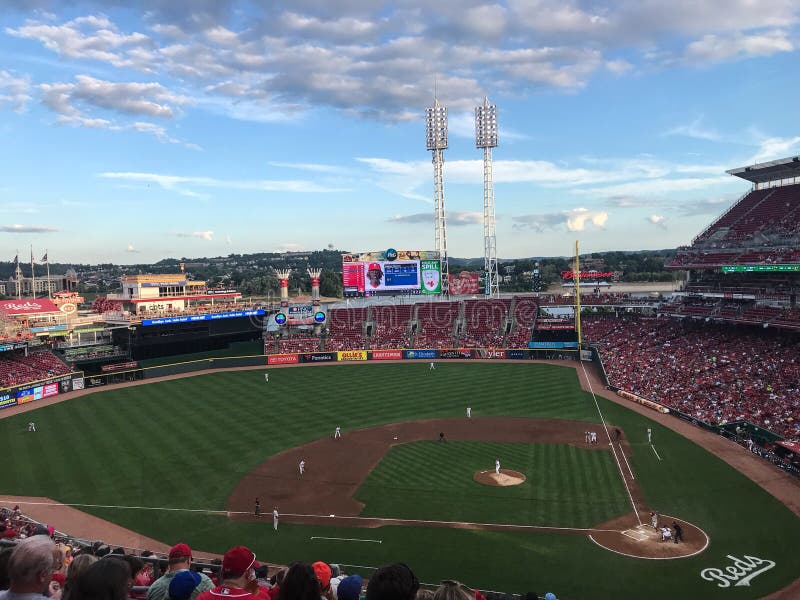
[700,555,775,588]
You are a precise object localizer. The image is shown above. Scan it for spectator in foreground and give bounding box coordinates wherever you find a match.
[366,564,419,600]
[196,546,260,600]
[336,575,364,600]
[0,547,13,590]
[62,553,97,600]
[0,535,57,600]
[278,563,321,600]
[169,570,202,600]
[70,557,131,600]
[433,580,473,600]
[148,544,213,600]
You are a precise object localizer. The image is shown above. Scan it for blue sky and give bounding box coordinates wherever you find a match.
[1,1,799,264]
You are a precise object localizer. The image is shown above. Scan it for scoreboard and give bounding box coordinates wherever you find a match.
[342,249,442,297]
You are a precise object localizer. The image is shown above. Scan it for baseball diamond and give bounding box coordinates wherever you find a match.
[1,360,798,599]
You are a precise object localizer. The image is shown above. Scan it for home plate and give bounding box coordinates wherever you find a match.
[622,526,650,541]
[329,514,335,517]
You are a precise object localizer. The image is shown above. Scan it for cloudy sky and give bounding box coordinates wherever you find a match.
[1,1,799,263]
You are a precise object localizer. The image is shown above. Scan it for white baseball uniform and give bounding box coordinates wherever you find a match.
[273,509,279,530]
[264,372,269,382]
[334,426,341,439]
[495,460,500,474]
[647,428,652,444]
[466,407,471,418]
[299,460,305,475]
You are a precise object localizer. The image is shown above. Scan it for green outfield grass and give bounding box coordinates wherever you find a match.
[1,362,799,599]
[356,441,630,527]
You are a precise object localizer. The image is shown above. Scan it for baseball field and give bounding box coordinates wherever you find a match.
[1,361,799,598]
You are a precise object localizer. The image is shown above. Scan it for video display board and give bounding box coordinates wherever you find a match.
[343,249,441,297]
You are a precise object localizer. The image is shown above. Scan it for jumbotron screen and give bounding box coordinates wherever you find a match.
[342,249,441,297]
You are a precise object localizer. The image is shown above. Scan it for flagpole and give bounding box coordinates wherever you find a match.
[30,245,36,300]
[45,250,51,299]
[15,250,21,300]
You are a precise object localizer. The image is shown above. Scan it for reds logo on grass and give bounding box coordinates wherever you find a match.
[700,555,776,588]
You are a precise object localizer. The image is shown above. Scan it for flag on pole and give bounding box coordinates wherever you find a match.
[12,253,18,265]
[41,252,48,263]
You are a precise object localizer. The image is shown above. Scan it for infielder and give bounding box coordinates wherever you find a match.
[647,428,652,444]
[466,407,471,418]
[273,508,279,531]
[299,459,306,475]
[334,426,341,439]
[495,459,501,475]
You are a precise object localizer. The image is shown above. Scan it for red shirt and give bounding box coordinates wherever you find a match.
[197,586,260,600]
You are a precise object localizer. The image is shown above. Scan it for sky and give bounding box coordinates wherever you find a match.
[1,1,799,264]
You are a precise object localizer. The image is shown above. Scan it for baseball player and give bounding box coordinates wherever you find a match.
[299,459,306,475]
[254,497,261,517]
[28,422,36,432]
[466,407,471,419]
[273,507,279,531]
[495,459,501,475]
[264,372,269,383]
[334,426,341,439]
[651,511,659,530]
[647,428,652,444]
[429,361,435,370]
[590,431,597,445]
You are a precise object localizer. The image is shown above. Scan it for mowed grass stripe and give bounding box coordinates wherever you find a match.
[355,441,629,527]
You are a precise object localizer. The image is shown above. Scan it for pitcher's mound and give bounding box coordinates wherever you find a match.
[474,469,526,486]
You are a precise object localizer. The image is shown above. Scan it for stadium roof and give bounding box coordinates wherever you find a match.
[727,155,800,184]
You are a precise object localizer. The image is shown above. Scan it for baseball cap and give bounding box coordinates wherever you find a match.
[222,546,257,578]
[336,574,363,600]
[367,262,381,271]
[169,543,192,560]
[313,561,332,589]
[544,594,557,600]
[168,570,202,600]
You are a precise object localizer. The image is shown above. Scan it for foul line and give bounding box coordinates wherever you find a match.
[310,537,381,543]
[580,362,642,525]
[0,500,620,534]
[619,443,635,479]
[651,444,663,461]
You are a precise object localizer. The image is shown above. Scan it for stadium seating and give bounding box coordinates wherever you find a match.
[505,297,538,348]
[277,337,321,353]
[459,299,509,347]
[0,349,71,388]
[370,305,413,349]
[414,301,459,348]
[583,316,800,440]
[325,307,367,351]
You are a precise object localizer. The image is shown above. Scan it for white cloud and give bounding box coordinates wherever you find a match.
[513,208,608,232]
[388,211,483,226]
[98,171,347,195]
[0,70,31,112]
[749,135,800,164]
[0,224,58,232]
[648,214,667,228]
[126,244,140,253]
[176,231,214,240]
[664,117,722,141]
[684,29,794,64]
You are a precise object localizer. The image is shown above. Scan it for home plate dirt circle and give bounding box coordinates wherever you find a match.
[473,469,526,486]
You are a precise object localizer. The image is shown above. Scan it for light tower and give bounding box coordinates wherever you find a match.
[275,269,291,307]
[307,267,322,306]
[476,96,499,298]
[426,98,449,296]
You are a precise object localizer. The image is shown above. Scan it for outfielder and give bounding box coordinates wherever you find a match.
[264,372,269,383]
[299,459,306,475]
[334,426,341,439]
[273,507,279,530]
[466,407,471,418]
[28,422,36,432]
[647,428,652,444]
[429,362,435,370]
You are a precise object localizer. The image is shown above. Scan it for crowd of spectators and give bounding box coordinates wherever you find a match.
[583,316,800,440]
[0,507,558,600]
[324,308,367,351]
[0,350,71,388]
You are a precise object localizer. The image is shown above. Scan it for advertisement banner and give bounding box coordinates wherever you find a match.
[141,309,265,326]
[370,349,403,361]
[42,383,59,398]
[505,349,528,360]
[0,299,61,315]
[267,353,299,365]
[71,377,85,391]
[101,361,139,373]
[288,304,316,325]
[473,348,505,359]
[439,349,472,359]
[528,341,579,349]
[86,376,107,387]
[448,272,480,295]
[300,352,337,363]
[403,349,438,360]
[337,350,367,362]
[17,389,34,404]
[0,393,16,410]
[580,350,593,361]
[420,260,442,294]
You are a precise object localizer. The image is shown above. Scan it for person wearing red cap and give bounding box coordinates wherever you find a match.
[366,263,383,289]
[312,562,332,600]
[147,543,213,600]
[196,546,262,600]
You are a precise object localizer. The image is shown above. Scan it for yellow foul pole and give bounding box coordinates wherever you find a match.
[574,240,582,347]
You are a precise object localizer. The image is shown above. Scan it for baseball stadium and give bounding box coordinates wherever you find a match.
[1,155,800,599]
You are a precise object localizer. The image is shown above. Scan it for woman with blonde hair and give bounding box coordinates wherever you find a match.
[62,553,98,600]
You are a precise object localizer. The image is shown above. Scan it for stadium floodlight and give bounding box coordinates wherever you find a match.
[426,98,450,295]
[475,97,499,298]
